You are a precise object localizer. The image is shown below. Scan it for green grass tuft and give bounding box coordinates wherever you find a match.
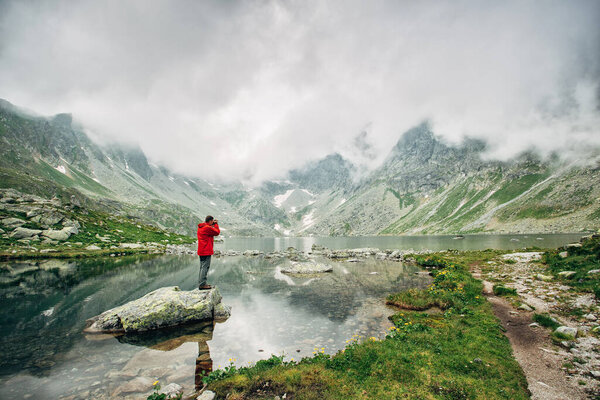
[493,285,517,296]
[532,313,560,330]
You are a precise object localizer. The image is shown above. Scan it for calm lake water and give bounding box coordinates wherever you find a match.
[219,233,585,253]
[0,234,584,399]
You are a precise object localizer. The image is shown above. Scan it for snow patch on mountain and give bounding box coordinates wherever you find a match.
[273,189,294,208]
[300,211,315,230]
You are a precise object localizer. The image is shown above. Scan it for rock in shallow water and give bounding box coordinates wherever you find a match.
[84,286,230,333]
[280,261,333,274]
[197,391,216,400]
[160,383,183,398]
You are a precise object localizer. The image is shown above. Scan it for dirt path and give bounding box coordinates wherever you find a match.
[475,274,587,400]
[471,251,600,399]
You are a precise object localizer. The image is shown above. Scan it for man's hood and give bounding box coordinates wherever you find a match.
[198,222,207,228]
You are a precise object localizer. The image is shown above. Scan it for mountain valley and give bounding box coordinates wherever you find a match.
[1,99,598,241]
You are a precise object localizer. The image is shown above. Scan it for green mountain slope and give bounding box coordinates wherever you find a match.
[0,99,276,237]
[298,125,600,235]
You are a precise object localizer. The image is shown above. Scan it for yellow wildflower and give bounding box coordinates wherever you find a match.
[153,381,159,386]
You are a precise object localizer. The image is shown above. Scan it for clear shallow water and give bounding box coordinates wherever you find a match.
[0,233,584,399]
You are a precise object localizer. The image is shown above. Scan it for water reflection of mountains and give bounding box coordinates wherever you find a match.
[210,256,429,323]
[0,254,429,377]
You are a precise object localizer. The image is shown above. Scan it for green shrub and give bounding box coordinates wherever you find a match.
[414,255,447,269]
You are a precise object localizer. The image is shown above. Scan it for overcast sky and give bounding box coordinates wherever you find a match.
[1,0,599,183]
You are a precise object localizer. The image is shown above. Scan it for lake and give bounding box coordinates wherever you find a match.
[0,234,584,399]
[218,233,585,252]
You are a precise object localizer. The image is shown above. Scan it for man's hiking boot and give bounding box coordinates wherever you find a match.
[198,285,212,290]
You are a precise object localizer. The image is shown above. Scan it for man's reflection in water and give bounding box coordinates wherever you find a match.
[115,320,216,391]
[195,338,213,390]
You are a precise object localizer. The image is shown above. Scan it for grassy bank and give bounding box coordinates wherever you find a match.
[0,208,195,260]
[202,256,529,399]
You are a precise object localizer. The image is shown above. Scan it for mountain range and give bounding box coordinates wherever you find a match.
[1,98,598,237]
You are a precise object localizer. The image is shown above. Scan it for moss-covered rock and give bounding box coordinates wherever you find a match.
[84,286,230,333]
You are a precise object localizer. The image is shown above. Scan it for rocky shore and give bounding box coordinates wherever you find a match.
[212,244,435,263]
[0,188,81,245]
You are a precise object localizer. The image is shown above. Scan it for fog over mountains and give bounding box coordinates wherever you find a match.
[2,99,598,237]
[1,1,599,183]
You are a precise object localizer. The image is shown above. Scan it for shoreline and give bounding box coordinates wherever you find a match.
[199,236,599,399]
[0,231,589,261]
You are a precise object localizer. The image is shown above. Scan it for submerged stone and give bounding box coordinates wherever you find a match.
[84,286,230,333]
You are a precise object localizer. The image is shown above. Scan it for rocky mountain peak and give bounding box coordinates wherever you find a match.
[105,145,153,181]
[51,113,73,128]
[394,122,436,150]
[288,153,354,193]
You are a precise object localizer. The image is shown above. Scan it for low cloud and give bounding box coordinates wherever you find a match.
[1,0,598,183]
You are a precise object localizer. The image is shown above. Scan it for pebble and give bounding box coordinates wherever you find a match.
[557,271,576,278]
[160,383,183,398]
[197,390,216,400]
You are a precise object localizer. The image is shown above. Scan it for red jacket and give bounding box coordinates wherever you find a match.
[197,222,220,256]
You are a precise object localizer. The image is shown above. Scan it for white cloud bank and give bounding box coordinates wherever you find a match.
[0,0,599,183]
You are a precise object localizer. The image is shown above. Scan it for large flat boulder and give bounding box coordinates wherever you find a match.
[9,227,42,239]
[84,286,231,333]
[42,226,77,241]
[1,217,26,228]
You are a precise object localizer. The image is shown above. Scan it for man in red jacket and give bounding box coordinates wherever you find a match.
[197,215,220,290]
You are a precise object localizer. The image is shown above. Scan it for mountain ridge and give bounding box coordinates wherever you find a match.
[1,98,598,237]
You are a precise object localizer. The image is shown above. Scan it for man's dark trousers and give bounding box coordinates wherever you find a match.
[199,255,211,286]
